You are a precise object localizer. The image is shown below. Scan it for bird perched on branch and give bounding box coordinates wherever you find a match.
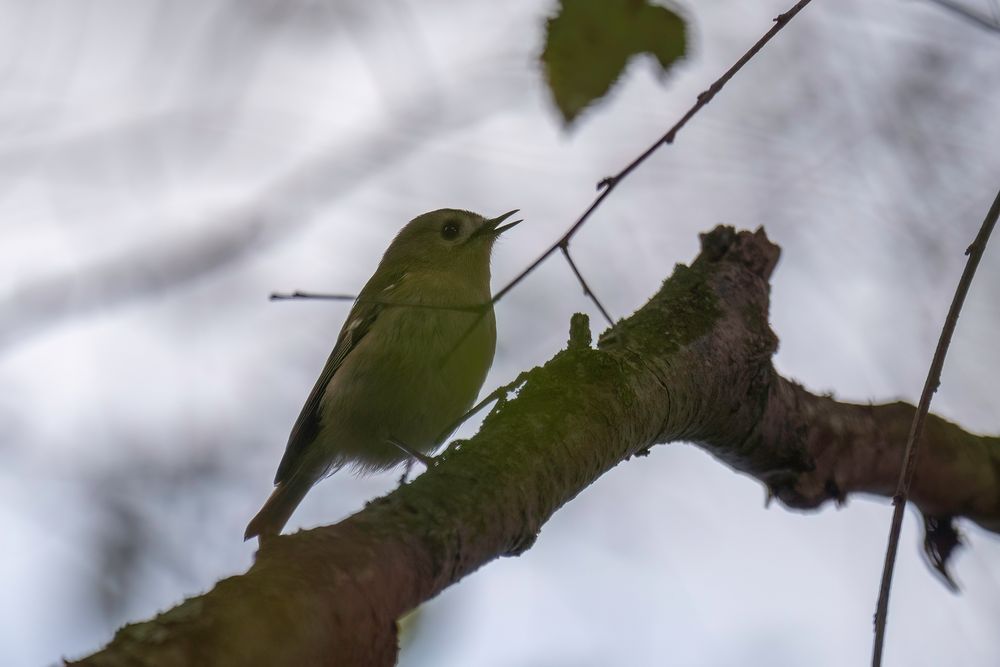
[245,208,521,542]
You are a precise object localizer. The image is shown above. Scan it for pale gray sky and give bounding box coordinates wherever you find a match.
[2,0,999,665]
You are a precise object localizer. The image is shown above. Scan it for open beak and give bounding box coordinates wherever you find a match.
[484,209,522,237]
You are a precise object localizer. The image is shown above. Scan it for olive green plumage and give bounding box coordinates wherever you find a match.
[245,208,519,541]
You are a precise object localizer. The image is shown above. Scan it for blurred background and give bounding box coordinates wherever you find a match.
[2,0,999,665]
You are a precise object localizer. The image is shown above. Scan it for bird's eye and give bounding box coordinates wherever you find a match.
[441,221,460,240]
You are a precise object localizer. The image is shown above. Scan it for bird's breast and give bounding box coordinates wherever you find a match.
[319,297,496,468]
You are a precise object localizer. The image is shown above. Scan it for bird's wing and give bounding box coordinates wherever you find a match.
[273,271,405,485]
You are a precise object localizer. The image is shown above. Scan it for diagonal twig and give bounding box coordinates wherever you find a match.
[453,0,821,338]
[487,0,816,312]
[270,291,487,313]
[270,291,358,302]
[559,243,614,325]
[871,186,1000,667]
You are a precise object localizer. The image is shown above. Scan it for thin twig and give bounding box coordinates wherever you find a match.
[270,291,357,301]
[483,0,816,326]
[871,186,1000,667]
[489,0,814,313]
[923,0,1000,33]
[559,243,614,325]
[270,291,487,314]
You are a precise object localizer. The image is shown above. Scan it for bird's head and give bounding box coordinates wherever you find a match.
[381,208,521,283]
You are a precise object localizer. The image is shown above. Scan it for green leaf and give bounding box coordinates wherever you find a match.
[542,0,688,126]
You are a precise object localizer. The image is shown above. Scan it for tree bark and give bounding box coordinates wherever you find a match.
[70,226,1000,667]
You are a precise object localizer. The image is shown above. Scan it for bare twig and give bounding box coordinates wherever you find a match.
[489,0,814,314]
[270,291,487,313]
[558,244,614,325]
[871,186,1000,667]
[270,291,358,301]
[432,0,811,352]
[923,0,1000,32]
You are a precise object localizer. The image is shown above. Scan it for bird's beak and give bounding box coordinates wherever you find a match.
[485,209,522,236]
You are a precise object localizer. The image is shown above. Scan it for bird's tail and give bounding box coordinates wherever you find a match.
[244,480,310,542]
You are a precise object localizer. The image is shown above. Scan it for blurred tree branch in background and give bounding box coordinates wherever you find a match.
[69,227,1000,667]
[925,0,1000,33]
[0,67,514,353]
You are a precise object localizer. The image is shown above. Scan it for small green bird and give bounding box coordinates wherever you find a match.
[245,208,520,541]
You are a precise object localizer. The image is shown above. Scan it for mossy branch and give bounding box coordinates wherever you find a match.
[70,226,1000,667]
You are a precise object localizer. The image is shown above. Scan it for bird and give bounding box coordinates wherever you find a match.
[244,208,520,542]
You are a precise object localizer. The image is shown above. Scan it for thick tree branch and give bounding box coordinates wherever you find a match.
[71,227,1000,667]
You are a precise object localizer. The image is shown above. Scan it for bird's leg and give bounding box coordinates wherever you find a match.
[388,437,435,467]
